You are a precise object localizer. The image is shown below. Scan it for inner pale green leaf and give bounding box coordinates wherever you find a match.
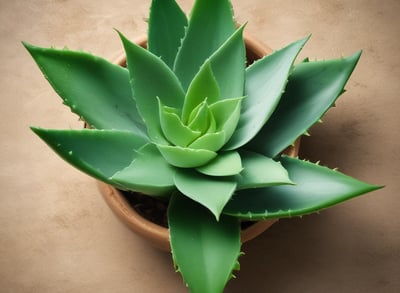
[210,97,244,144]
[157,144,217,168]
[188,100,212,134]
[182,61,220,124]
[158,98,201,147]
[188,131,226,152]
[197,151,242,176]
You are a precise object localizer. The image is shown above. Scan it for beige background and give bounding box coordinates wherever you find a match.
[1,0,399,292]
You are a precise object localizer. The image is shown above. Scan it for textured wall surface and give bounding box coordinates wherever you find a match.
[1,0,399,292]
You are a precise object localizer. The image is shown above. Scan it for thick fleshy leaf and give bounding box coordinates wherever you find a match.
[247,51,362,157]
[182,61,220,123]
[224,36,309,150]
[197,151,242,176]
[173,0,236,90]
[223,156,382,219]
[174,169,237,220]
[119,32,185,144]
[148,0,188,69]
[31,128,147,185]
[157,144,217,168]
[158,99,201,147]
[23,43,146,135]
[168,193,241,293]
[235,151,293,189]
[208,25,246,98]
[111,143,176,196]
[188,131,226,152]
[188,101,212,134]
[209,97,244,143]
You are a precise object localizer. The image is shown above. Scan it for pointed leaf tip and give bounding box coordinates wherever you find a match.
[148,0,188,69]
[25,42,146,134]
[168,193,241,293]
[120,29,185,144]
[247,50,363,157]
[224,156,382,219]
[225,36,309,150]
[31,128,148,186]
[196,151,242,176]
[174,169,237,220]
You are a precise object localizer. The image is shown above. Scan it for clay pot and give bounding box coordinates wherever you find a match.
[97,35,301,252]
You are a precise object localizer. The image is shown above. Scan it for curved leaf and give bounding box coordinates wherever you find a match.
[111,143,176,196]
[31,128,147,185]
[148,0,188,69]
[209,24,246,99]
[247,51,362,157]
[187,100,212,134]
[236,151,293,189]
[119,32,185,144]
[157,144,217,168]
[182,61,220,123]
[197,151,242,176]
[174,170,237,220]
[168,193,241,293]
[209,96,244,144]
[224,36,309,150]
[173,0,236,90]
[158,99,201,147]
[188,131,226,152]
[223,156,382,219]
[23,43,146,136]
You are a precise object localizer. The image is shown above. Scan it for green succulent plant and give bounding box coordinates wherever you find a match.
[24,0,382,292]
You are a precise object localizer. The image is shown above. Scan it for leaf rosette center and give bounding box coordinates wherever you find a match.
[156,61,244,168]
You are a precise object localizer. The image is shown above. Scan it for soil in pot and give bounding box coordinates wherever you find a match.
[122,190,262,230]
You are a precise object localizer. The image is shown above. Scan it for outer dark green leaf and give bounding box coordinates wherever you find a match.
[223,156,382,219]
[247,51,362,157]
[119,32,185,144]
[111,143,176,196]
[31,128,147,185]
[168,193,241,293]
[174,169,237,220]
[23,43,146,136]
[173,0,236,90]
[148,0,188,69]
[224,36,309,150]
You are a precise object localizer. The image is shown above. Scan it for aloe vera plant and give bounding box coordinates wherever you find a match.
[25,0,382,292]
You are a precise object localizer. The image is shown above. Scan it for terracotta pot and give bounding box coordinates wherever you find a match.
[97,34,301,252]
